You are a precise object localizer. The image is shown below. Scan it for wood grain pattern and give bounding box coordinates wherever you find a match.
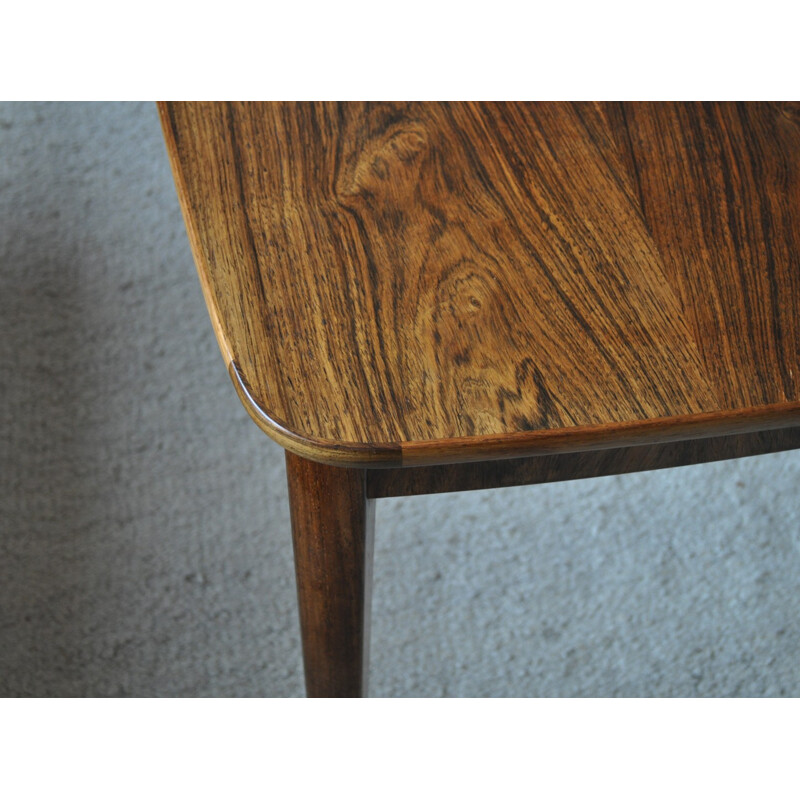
[286,451,374,697]
[160,102,800,467]
[602,102,800,408]
[230,359,800,465]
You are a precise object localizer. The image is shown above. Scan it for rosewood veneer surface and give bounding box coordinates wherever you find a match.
[160,102,800,466]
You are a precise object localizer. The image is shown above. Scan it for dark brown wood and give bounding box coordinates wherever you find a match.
[368,427,800,498]
[285,451,375,697]
[160,102,800,468]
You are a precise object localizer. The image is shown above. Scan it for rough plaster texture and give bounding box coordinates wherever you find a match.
[1,102,798,696]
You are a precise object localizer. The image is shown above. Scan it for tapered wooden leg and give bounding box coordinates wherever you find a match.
[285,451,375,697]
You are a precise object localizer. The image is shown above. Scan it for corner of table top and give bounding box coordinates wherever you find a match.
[225,359,800,471]
[226,361,404,468]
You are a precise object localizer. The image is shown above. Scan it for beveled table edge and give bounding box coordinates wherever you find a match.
[229,361,800,468]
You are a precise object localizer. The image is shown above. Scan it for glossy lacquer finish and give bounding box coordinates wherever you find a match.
[160,102,800,467]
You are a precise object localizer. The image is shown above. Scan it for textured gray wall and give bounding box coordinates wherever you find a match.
[1,102,798,696]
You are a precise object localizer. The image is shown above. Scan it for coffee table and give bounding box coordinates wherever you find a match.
[160,102,800,696]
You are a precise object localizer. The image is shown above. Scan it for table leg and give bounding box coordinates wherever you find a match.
[285,451,375,697]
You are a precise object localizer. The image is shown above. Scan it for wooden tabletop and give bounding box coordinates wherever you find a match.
[160,102,800,467]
